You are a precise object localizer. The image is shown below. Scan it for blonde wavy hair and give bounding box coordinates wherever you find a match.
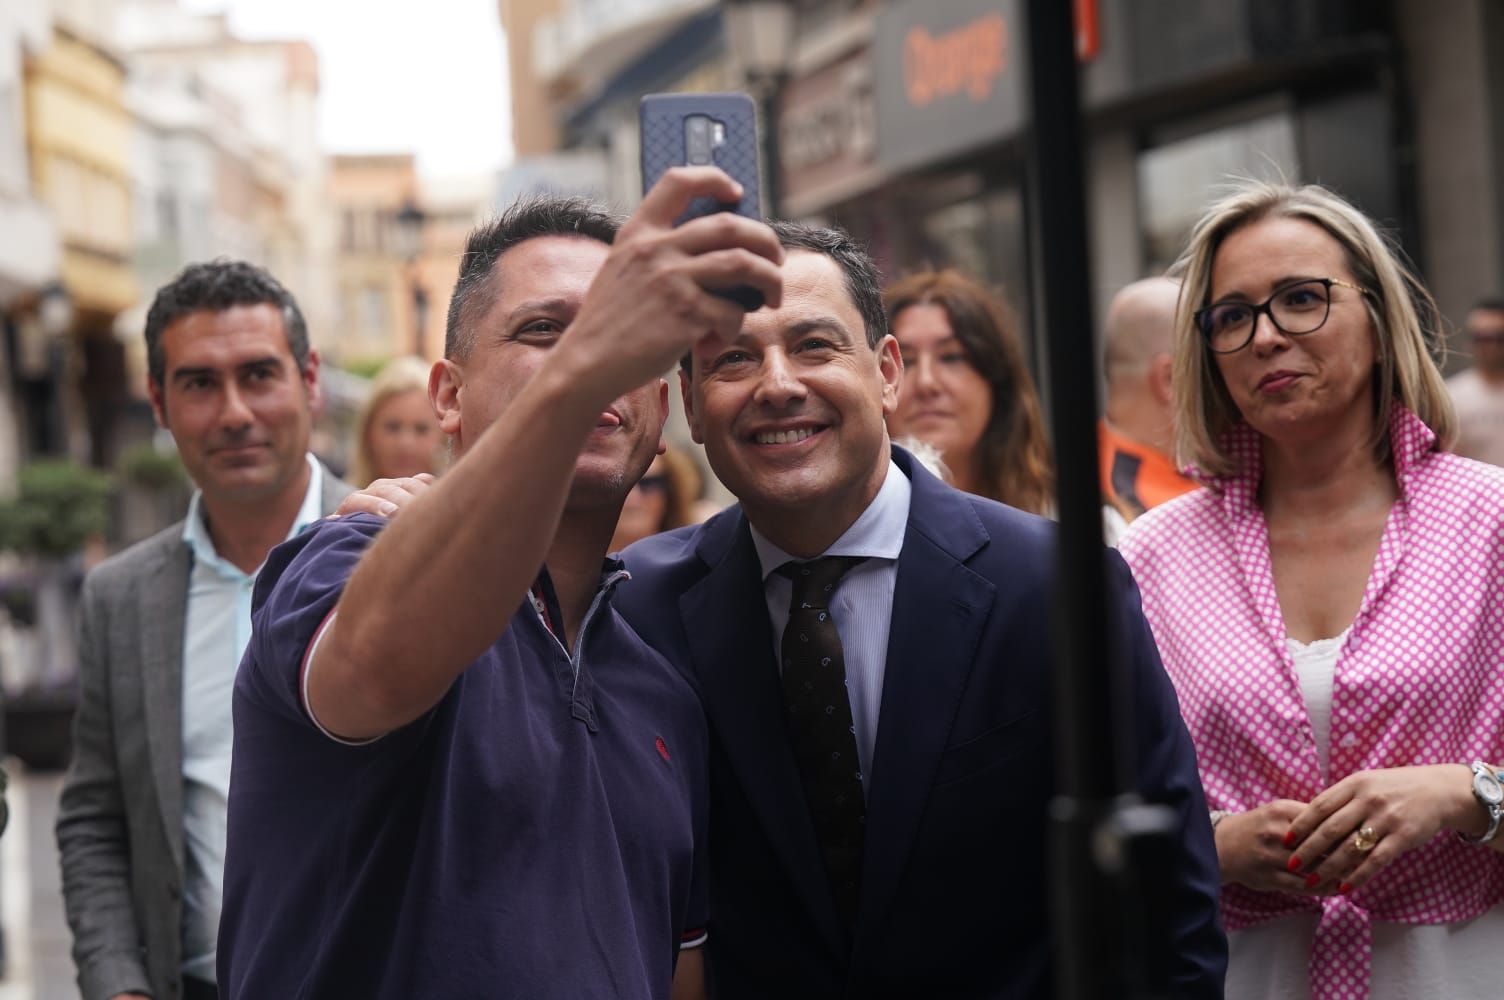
[351,356,437,487]
[1170,180,1455,478]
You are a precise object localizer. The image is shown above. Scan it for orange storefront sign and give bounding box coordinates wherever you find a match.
[902,12,1007,108]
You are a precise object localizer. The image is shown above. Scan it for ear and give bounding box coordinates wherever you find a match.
[655,378,669,456]
[148,376,168,429]
[679,367,704,445]
[431,359,464,441]
[876,334,903,418]
[302,348,323,416]
[1149,353,1174,407]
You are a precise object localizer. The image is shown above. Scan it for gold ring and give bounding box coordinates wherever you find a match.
[1352,825,1379,852]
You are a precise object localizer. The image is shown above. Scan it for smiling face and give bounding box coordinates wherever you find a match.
[436,235,666,508]
[685,250,901,547]
[1207,216,1379,448]
[148,303,317,506]
[887,302,993,480]
[366,387,440,481]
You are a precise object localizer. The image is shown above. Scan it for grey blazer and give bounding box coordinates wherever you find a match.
[56,470,351,1000]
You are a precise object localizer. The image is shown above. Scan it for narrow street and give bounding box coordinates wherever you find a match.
[1,767,81,1000]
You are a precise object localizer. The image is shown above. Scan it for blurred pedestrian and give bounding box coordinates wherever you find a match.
[1100,276,1198,542]
[1445,297,1504,466]
[1119,181,1504,1000]
[609,446,702,552]
[56,260,352,1000]
[883,269,1055,514]
[350,355,442,487]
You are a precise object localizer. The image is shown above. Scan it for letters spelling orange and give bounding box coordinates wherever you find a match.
[903,13,1007,108]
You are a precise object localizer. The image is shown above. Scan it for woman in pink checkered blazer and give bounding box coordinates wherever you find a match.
[1118,181,1504,1000]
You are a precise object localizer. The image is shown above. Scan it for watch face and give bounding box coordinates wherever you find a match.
[1475,770,1504,806]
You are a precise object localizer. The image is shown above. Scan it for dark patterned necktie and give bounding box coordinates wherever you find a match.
[776,556,868,927]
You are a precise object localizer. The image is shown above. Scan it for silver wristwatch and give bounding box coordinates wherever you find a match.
[1459,761,1504,845]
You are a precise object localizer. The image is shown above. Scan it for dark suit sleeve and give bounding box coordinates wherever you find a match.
[56,573,154,1000]
[1109,551,1228,996]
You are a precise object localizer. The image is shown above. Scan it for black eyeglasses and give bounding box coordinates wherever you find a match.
[636,474,669,494]
[1195,278,1370,355]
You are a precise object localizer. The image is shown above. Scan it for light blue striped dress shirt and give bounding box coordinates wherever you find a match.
[748,460,911,793]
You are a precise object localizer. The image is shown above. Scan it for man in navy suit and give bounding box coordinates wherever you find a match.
[612,223,1226,998]
[340,218,1227,997]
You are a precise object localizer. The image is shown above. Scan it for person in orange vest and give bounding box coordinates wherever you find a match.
[1100,277,1199,542]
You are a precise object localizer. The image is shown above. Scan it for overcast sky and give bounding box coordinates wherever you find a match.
[182,0,514,177]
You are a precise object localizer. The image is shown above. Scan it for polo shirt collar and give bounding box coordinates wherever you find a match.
[748,458,910,580]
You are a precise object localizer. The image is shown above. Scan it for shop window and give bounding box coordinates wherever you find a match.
[1137,108,1298,272]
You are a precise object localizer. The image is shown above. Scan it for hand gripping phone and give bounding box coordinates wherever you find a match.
[640,92,765,311]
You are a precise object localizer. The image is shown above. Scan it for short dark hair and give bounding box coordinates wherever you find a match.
[678,220,887,374]
[144,259,308,385]
[446,197,621,360]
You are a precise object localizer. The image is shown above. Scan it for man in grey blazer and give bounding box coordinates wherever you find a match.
[56,260,352,1000]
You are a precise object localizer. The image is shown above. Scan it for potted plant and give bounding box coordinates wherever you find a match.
[0,460,114,770]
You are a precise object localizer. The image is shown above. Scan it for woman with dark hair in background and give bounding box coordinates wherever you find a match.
[884,269,1055,514]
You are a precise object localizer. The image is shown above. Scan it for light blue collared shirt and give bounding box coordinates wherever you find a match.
[179,453,323,982]
[749,460,911,793]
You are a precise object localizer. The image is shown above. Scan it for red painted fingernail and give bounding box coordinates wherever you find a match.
[1304,873,1321,887]
[1287,856,1303,872]
[1282,831,1297,848]
[1339,883,1353,895]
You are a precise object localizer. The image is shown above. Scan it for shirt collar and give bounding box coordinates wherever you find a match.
[182,454,325,574]
[1195,403,1439,512]
[748,459,911,581]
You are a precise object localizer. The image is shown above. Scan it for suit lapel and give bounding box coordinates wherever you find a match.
[133,467,347,869]
[139,534,190,867]
[319,467,355,515]
[855,453,995,949]
[681,512,849,960]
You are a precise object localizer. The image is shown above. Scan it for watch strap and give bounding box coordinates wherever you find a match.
[1458,761,1503,845]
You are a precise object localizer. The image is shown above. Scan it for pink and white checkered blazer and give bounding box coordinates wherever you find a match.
[1119,404,1504,1000]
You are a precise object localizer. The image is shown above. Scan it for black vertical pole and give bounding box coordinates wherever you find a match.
[1023,1,1119,997]
[1029,1,1180,994]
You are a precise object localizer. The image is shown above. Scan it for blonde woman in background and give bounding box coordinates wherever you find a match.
[351,356,442,487]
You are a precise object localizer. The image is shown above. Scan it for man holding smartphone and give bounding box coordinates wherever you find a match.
[217,168,781,1000]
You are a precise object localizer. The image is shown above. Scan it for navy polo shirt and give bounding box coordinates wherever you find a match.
[219,514,708,1000]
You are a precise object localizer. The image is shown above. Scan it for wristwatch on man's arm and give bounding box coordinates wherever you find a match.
[1457,760,1504,845]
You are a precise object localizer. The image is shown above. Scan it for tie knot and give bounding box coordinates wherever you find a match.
[777,556,866,608]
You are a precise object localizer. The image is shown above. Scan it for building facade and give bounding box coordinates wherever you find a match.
[328,153,423,365]
[0,0,65,484]
[23,8,137,467]
[505,0,1504,377]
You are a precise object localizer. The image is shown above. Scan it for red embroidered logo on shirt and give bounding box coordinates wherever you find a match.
[655,736,671,762]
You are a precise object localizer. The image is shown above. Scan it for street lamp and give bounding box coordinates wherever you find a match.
[394,199,428,357]
[722,0,797,219]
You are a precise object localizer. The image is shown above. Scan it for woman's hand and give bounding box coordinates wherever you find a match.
[1216,799,1332,894]
[1283,764,1479,894]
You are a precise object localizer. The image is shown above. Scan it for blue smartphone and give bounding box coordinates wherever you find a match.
[640,92,764,311]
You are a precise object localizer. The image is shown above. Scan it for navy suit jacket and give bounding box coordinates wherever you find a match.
[617,448,1226,999]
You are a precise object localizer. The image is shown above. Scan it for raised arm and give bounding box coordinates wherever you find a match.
[307,168,783,741]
